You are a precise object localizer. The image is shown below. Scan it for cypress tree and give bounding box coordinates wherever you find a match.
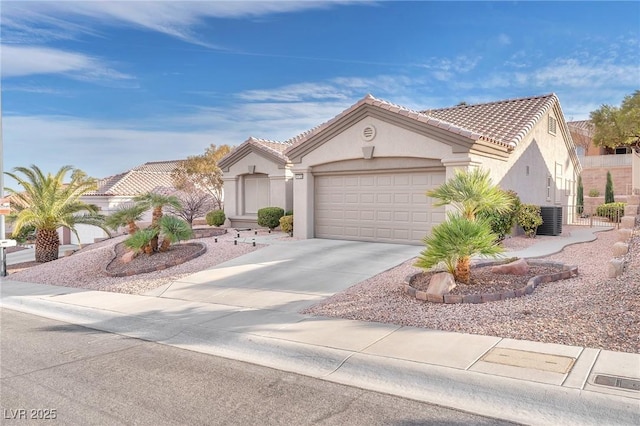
[605,171,615,204]
[577,175,584,214]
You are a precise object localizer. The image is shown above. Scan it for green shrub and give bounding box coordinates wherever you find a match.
[257,207,284,230]
[517,204,543,238]
[279,215,293,235]
[478,189,521,241]
[159,215,194,251]
[605,171,615,204]
[206,210,226,226]
[284,210,293,216]
[588,188,600,197]
[595,202,626,222]
[9,224,36,243]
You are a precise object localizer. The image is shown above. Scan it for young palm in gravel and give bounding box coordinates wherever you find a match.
[133,192,181,252]
[105,204,147,235]
[415,213,503,283]
[158,215,193,252]
[427,168,513,220]
[5,165,109,262]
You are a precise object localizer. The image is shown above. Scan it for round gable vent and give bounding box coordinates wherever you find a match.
[361,124,376,142]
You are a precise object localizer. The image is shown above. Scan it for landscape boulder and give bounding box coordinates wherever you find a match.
[121,250,136,264]
[607,259,625,278]
[490,258,529,275]
[612,242,629,257]
[427,272,456,295]
[617,228,633,242]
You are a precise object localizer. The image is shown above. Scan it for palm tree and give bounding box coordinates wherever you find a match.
[105,204,147,235]
[158,215,194,252]
[5,165,109,263]
[133,192,181,251]
[426,168,513,220]
[415,213,503,283]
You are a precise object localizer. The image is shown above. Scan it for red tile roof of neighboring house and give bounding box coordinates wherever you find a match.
[422,93,558,147]
[86,160,182,196]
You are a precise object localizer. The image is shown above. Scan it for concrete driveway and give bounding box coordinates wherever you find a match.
[151,239,422,313]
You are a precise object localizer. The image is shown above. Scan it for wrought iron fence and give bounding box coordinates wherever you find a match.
[564,204,621,228]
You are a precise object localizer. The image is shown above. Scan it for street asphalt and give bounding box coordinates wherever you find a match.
[1,227,638,425]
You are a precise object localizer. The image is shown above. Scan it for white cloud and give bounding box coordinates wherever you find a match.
[1,45,135,82]
[2,1,366,47]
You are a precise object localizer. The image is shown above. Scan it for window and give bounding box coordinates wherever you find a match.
[548,116,557,135]
[546,176,552,201]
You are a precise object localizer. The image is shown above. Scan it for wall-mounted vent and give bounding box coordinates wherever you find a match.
[548,116,557,135]
[362,125,376,142]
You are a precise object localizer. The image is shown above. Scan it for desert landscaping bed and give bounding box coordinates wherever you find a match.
[6,226,639,353]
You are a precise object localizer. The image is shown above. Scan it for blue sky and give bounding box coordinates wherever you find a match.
[2,1,639,185]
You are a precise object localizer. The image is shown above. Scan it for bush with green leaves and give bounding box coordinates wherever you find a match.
[284,210,293,216]
[517,204,543,238]
[9,224,36,243]
[206,209,226,226]
[415,213,503,284]
[588,188,600,197]
[257,207,284,230]
[595,202,626,222]
[279,215,293,235]
[478,189,521,241]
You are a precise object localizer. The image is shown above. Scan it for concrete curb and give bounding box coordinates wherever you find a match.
[2,294,638,426]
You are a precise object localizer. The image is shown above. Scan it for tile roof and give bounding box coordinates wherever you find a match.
[567,120,594,137]
[284,94,518,155]
[422,93,558,147]
[86,160,182,196]
[218,137,292,169]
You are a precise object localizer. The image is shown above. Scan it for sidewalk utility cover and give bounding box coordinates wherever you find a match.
[481,348,575,373]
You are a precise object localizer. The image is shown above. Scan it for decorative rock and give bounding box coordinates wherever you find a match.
[607,259,625,278]
[490,258,529,275]
[121,250,136,263]
[612,242,629,257]
[620,216,636,229]
[426,272,456,295]
[617,228,633,242]
[222,218,232,228]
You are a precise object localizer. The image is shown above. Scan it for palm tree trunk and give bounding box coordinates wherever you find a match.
[455,256,471,284]
[35,228,60,263]
[127,221,139,235]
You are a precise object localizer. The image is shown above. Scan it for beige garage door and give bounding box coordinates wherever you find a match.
[315,171,446,244]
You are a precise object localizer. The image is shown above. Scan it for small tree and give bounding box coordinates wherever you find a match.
[590,90,640,151]
[133,192,182,252]
[124,228,157,256]
[576,176,584,214]
[167,191,215,228]
[605,171,615,204]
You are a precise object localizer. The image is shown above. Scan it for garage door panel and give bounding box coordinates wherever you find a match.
[315,170,445,244]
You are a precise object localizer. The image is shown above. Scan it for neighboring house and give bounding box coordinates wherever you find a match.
[221,93,581,245]
[59,160,183,245]
[567,120,637,197]
[219,137,293,228]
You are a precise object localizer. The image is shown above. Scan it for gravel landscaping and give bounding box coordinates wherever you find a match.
[7,224,639,353]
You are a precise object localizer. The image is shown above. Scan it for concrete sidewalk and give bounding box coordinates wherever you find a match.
[2,227,638,425]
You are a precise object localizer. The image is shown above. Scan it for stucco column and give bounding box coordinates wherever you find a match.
[292,168,314,239]
[221,176,238,217]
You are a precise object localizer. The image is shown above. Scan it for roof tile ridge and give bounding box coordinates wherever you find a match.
[509,93,558,146]
[424,92,556,113]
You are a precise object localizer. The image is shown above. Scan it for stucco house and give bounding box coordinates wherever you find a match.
[221,93,581,245]
[59,160,183,245]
